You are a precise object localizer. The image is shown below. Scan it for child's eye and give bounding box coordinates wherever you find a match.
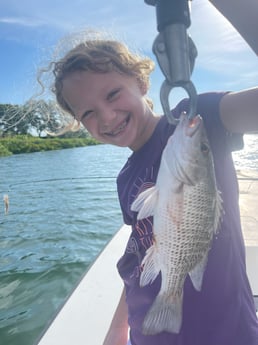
[81,110,93,121]
[107,88,120,101]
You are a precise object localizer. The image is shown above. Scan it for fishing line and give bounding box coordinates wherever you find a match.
[1,175,258,194]
[0,176,117,193]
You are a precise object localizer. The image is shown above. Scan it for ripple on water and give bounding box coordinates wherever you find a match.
[0,145,130,345]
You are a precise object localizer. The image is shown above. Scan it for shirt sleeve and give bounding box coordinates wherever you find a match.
[171,92,244,152]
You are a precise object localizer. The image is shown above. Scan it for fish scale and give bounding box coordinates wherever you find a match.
[131,113,223,335]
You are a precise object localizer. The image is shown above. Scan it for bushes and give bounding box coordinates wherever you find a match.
[0,135,99,157]
[0,143,12,156]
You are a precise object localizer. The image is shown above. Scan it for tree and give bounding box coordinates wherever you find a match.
[0,100,89,138]
[0,103,30,136]
[24,99,82,137]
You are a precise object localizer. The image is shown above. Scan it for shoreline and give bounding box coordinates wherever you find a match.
[0,135,100,157]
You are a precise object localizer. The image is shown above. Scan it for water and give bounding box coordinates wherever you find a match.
[232,134,258,170]
[0,135,257,345]
[0,144,130,345]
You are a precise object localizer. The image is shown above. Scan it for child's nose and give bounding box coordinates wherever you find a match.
[98,107,116,127]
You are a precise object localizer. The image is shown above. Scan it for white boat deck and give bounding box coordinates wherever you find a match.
[238,170,258,247]
[238,170,258,312]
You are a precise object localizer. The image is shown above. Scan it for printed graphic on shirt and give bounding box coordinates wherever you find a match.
[126,218,154,280]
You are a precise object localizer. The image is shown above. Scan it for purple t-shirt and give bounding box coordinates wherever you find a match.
[116,92,258,345]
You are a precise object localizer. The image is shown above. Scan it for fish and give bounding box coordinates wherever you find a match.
[131,112,223,335]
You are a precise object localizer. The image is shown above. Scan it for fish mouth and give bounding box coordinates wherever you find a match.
[185,115,202,137]
[104,114,130,137]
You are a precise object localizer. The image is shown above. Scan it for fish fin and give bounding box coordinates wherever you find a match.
[142,292,183,335]
[189,251,209,291]
[213,189,224,234]
[131,186,159,220]
[140,244,160,286]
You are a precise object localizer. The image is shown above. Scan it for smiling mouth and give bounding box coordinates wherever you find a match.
[105,114,130,137]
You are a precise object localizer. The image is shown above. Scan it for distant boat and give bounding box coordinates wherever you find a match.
[35,170,258,345]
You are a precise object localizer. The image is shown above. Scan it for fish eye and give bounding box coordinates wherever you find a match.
[201,142,209,154]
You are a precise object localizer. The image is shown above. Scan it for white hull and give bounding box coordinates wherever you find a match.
[36,170,258,344]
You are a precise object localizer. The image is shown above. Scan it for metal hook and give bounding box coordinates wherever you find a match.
[153,25,198,124]
[145,0,198,124]
[160,79,197,125]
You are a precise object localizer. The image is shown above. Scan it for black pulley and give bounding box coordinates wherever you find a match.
[144,0,191,32]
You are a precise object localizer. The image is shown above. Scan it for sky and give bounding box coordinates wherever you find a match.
[1,0,258,114]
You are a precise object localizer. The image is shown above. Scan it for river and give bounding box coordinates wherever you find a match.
[0,144,130,345]
[0,135,257,345]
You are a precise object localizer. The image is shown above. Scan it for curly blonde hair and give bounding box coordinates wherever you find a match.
[52,38,155,115]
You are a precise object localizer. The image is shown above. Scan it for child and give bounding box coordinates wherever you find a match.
[43,2,258,344]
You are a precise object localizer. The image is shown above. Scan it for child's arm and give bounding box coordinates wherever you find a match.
[103,287,129,345]
[219,87,258,134]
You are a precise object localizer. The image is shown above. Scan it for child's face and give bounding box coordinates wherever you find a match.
[62,70,156,151]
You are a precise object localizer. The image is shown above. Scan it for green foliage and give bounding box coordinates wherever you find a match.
[0,100,95,157]
[0,143,12,156]
[0,103,29,136]
[0,135,99,157]
[0,100,88,138]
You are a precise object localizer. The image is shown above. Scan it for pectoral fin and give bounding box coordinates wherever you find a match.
[131,186,159,220]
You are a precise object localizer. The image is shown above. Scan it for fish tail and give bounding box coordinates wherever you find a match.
[142,292,183,335]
